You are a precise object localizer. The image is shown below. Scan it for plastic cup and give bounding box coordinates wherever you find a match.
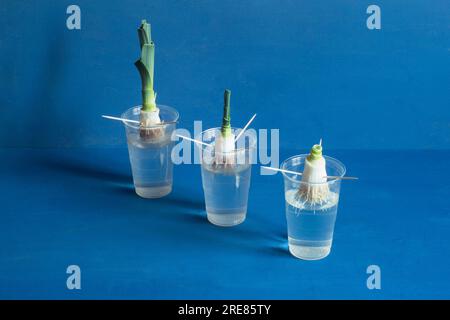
[121,105,179,198]
[195,128,256,227]
[280,155,346,260]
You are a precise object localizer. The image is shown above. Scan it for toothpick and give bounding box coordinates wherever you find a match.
[102,115,140,124]
[261,166,358,180]
[234,113,257,143]
[319,138,322,146]
[176,134,212,147]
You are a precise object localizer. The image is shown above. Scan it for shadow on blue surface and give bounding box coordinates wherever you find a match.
[30,148,278,256]
[35,150,131,184]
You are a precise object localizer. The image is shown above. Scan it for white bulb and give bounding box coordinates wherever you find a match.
[298,156,329,204]
[140,108,161,126]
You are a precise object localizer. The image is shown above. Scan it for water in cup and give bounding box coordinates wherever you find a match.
[285,189,339,260]
[127,131,173,198]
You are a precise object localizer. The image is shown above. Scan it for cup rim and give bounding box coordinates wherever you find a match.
[280,154,346,185]
[195,127,257,154]
[121,105,179,130]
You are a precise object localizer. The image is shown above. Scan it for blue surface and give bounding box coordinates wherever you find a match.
[1,148,449,299]
[0,0,449,149]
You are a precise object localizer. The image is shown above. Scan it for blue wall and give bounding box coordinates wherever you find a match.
[1,0,449,149]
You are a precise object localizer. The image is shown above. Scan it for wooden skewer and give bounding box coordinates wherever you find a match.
[261,166,358,180]
[102,115,140,124]
[324,175,358,180]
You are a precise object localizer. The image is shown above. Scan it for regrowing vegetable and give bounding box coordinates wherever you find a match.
[135,20,157,112]
[215,89,236,164]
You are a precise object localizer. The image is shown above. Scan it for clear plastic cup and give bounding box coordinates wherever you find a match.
[122,105,179,198]
[196,128,256,227]
[281,155,346,260]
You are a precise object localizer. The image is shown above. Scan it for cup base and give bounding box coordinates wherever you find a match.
[288,243,331,260]
[135,185,172,199]
[207,212,246,227]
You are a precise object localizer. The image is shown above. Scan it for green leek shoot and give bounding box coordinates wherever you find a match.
[135,20,162,139]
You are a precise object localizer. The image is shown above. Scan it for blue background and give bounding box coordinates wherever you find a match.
[0,1,449,299]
